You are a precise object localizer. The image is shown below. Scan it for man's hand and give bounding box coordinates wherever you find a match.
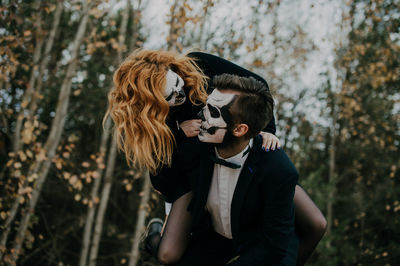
[259,132,281,151]
[179,119,201,137]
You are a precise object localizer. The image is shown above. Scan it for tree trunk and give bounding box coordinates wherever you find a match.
[128,0,141,51]
[0,197,20,260]
[116,0,130,63]
[80,1,131,265]
[78,118,111,266]
[28,0,64,118]
[0,1,64,261]
[11,159,51,262]
[326,90,337,247]
[20,216,85,265]
[9,1,91,262]
[12,0,43,153]
[128,171,152,266]
[167,0,180,50]
[197,0,212,49]
[87,138,118,266]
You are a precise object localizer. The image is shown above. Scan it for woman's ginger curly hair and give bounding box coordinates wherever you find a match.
[104,49,207,174]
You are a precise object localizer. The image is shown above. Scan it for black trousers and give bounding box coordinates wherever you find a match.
[171,230,236,266]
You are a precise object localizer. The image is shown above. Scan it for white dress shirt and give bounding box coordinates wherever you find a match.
[206,139,253,239]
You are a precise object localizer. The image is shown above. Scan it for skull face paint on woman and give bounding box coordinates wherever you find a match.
[163,69,186,106]
[198,89,237,143]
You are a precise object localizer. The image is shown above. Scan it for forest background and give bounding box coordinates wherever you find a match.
[0,0,399,265]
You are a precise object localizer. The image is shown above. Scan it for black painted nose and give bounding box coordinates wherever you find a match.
[197,109,205,121]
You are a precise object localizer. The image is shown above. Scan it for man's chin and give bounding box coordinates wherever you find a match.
[198,133,222,144]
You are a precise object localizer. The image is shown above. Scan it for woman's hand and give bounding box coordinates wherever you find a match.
[179,119,201,137]
[259,132,281,151]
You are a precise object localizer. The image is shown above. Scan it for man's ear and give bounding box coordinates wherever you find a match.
[233,123,248,137]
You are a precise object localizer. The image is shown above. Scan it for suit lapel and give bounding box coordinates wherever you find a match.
[198,145,215,206]
[230,136,263,240]
[192,144,215,225]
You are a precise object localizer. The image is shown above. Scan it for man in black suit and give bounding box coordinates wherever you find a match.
[173,73,299,265]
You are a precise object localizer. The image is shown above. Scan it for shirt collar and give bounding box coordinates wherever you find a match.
[215,138,253,167]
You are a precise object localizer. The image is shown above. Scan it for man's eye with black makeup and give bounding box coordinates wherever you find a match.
[207,104,220,118]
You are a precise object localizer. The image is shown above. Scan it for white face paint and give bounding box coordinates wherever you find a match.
[198,89,236,143]
[163,69,186,106]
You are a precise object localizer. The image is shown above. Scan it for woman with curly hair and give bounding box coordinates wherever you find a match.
[105,49,326,265]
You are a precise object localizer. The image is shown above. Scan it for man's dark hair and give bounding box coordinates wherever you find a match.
[212,73,274,138]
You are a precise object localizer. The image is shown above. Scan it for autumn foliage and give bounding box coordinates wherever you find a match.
[0,0,399,265]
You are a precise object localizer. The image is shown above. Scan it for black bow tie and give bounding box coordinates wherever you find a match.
[209,154,241,169]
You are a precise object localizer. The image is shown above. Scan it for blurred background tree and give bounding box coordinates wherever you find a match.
[0,0,399,265]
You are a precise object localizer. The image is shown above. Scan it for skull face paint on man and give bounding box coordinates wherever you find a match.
[198,89,237,143]
[163,69,186,106]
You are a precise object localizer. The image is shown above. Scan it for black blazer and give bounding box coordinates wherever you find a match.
[178,135,298,265]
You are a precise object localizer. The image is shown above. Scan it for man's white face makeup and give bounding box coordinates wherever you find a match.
[163,69,186,106]
[198,89,237,143]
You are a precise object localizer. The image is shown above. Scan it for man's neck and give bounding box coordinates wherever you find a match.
[216,138,250,159]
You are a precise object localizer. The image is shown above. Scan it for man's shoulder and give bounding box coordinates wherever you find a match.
[257,148,299,182]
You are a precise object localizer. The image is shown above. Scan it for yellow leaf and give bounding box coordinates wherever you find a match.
[75,180,83,190]
[33,119,39,128]
[92,171,100,179]
[26,150,33,158]
[125,183,132,191]
[82,162,90,168]
[69,175,78,185]
[6,160,13,167]
[28,173,38,182]
[95,157,103,164]
[0,211,7,220]
[74,194,81,201]
[56,161,62,170]
[68,134,79,143]
[22,128,33,144]
[21,100,29,108]
[18,151,27,162]
[63,172,71,179]
[36,149,46,162]
[14,162,22,169]
[24,121,32,129]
